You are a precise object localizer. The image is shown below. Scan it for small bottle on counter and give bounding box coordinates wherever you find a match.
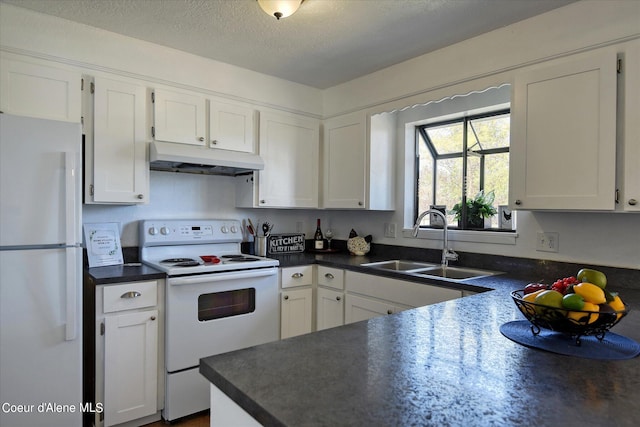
[314,218,324,250]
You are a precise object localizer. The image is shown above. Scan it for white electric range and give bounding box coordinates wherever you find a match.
[139,219,280,422]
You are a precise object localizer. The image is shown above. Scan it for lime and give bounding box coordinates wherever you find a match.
[562,293,585,310]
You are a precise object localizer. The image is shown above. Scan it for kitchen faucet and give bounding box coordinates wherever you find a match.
[412,209,459,267]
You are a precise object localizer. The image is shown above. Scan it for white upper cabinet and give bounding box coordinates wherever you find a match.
[85,76,148,204]
[323,111,367,208]
[152,88,206,145]
[322,111,395,210]
[208,99,256,153]
[249,111,319,208]
[617,40,640,212]
[0,54,81,123]
[510,49,617,210]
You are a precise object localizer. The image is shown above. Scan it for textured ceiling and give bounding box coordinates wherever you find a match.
[1,0,577,89]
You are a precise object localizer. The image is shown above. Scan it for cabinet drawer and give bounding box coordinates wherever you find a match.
[281,266,313,288]
[103,281,158,313]
[317,266,344,290]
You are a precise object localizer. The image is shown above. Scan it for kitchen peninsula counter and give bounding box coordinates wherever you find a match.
[200,257,640,426]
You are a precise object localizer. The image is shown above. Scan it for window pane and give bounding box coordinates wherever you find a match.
[417,134,434,213]
[435,157,462,225]
[484,152,510,228]
[425,122,464,154]
[466,155,481,198]
[468,113,510,152]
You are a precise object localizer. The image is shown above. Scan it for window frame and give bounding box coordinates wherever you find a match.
[414,108,512,231]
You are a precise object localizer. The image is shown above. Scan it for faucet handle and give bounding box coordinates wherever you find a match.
[445,249,459,261]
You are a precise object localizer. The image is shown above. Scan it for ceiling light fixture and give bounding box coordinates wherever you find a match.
[257,0,303,20]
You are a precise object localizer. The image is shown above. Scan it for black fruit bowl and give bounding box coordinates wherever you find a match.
[511,290,630,344]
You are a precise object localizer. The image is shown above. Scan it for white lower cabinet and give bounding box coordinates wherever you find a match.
[316,266,345,331]
[280,266,313,339]
[344,271,462,324]
[317,287,344,331]
[95,280,163,427]
[104,310,158,426]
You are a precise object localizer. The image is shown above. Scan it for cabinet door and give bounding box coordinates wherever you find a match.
[317,287,344,331]
[153,88,206,145]
[209,100,255,152]
[618,42,640,212]
[344,294,395,324]
[510,50,617,210]
[91,77,148,204]
[280,288,312,339]
[104,310,158,426]
[0,55,81,122]
[258,111,319,208]
[323,112,366,208]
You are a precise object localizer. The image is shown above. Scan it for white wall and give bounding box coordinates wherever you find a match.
[2,1,639,269]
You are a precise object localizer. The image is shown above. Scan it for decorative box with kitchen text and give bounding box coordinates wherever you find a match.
[268,233,305,254]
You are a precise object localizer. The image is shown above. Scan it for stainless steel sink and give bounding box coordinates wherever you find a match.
[413,266,499,281]
[360,260,436,272]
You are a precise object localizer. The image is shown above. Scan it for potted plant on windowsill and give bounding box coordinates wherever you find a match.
[451,190,497,229]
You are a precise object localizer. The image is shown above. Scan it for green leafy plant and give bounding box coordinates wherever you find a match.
[450,190,497,228]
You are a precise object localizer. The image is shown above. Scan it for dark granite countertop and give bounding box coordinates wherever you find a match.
[201,249,640,426]
[85,263,165,285]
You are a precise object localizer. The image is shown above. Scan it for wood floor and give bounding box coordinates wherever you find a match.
[142,411,209,427]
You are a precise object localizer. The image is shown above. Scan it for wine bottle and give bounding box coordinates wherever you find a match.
[314,218,324,250]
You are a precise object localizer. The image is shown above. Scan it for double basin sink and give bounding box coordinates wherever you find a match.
[360,260,500,281]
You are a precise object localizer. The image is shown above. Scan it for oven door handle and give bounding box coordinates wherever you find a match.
[169,268,277,286]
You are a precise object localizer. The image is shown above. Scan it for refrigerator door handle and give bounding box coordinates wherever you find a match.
[64,152,79,341]
[65,247,79,341]
[64,151,78,246]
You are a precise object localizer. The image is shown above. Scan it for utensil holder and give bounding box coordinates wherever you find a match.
[256,236,267,256]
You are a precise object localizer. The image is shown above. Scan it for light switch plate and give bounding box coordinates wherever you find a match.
[384,223,397,238]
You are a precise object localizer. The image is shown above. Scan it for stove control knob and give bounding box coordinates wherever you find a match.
[148,227,158,236]
[230,225,238,234]
[221,226,229,233]
[160,227,170,235]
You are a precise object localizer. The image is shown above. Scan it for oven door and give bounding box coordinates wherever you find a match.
[165,267,279,372]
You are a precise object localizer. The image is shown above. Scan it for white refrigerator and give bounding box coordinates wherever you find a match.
[0,114,83,427]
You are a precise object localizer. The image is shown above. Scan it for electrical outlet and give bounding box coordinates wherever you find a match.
[536,232,559,252]
[384,223,397,238]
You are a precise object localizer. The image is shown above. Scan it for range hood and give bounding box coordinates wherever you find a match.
[149,141,264,176]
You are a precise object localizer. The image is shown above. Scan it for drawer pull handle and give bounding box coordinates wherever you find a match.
[324,273,334,279]
[121,291,141,299]
[292,273,304,278]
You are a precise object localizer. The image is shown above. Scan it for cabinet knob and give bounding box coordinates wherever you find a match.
[324,273,334,279]
[292,273,304,278]
[198,137,205,142]
[137,194,144,200]
[358,201,363,206]
[120,291,141,299]
[386,309,393,315]
[211,139,218,145]
[260,200,266,204]
[284,295,289,300]
[629,199,638,206]
[336,296,341,301]
[514,199,522,205]
[150,316,156,321]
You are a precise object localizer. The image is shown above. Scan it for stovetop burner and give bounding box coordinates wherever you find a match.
[220,255,260,262]
[161,258,202,267]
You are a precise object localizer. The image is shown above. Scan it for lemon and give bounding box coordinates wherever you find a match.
[609,295,625,321]
[573,282,606,304]
[567,301,599,324]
